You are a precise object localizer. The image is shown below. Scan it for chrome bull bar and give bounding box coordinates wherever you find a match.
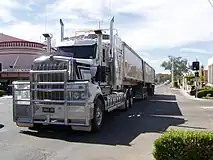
[13,69,91,127]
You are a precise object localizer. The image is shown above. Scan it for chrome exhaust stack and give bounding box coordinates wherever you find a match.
[42,33,53,53]
[60,19,64,42]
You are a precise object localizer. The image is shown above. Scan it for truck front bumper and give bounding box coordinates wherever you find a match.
[15,103,94,129]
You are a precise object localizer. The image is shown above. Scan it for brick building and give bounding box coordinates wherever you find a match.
[0,33,48,93]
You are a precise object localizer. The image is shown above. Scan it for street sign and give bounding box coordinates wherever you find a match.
[192,61,200,71]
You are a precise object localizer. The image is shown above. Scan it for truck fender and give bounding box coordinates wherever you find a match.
[93,93,105,110]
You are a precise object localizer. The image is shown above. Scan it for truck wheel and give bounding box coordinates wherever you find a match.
[91,98,104,132]
[129,88,134,108]
[123,91,129,111]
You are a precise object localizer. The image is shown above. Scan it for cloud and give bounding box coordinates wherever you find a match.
[2,0,213,49]
[42,0,213,50]
[180,48,213,55]
[1,0,213,74]
[0,1,31,23]
[119,0,213,50]
[0,1,19,22]
[0,21,46,42]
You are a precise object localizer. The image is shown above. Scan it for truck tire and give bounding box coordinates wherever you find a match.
[122,90,130,111]
[129,88,134,108]
[91,98,104,132]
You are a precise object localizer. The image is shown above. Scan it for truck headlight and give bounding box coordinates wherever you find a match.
[22,90,30,99]
[80,92,86,99]
[72,92,86,100]
[73,92,80,100]
[15,90,30,100]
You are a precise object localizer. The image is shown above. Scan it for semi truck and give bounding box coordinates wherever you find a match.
[12,17,155,132]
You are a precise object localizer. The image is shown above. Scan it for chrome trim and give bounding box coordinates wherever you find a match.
[32,99,86,103]
[31,88,85,92]
[30,69,67,74]
[33,121,89,126]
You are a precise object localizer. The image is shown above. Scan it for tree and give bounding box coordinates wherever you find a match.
[161,56,190,78]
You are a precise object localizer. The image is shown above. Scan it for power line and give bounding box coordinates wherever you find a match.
[208,0,213,8]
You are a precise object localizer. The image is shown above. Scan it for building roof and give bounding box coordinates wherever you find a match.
[0,33,27,42]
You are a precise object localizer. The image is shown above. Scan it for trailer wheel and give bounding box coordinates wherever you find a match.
[91,98,104,132]
[129,88,134,108]
[123,90,130,111]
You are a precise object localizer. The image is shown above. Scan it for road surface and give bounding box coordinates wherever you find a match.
[0,85,213,160]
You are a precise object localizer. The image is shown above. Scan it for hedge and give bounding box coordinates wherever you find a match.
[197,89,213,98]
[153,129,213,160]
[199,86,213,91]
[0,90,5,97]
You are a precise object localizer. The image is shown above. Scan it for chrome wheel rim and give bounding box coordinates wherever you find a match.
[130,97,133,105]
[126,99,129,108]
[95,106,103,126]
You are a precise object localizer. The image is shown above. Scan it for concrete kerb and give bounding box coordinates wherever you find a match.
[171,87,213,102]
[0,95,12,99]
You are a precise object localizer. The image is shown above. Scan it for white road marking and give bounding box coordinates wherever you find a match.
[201,106,213,109]
[0,127,7,132]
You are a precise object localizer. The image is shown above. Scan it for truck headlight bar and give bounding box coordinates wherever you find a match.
[13,82,30,100]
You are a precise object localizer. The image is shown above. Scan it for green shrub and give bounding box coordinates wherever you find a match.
[199,86,213,91]
[173,81,179,88]
[0,90,5,97]
[153,129,213,160]
[197,89,213,98]
[206,93,212,98]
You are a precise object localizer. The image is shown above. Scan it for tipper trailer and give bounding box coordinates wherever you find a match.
[12,17,155,132]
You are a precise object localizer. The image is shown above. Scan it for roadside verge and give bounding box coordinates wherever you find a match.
[172,87,213,102]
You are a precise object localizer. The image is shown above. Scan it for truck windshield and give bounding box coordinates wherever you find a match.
[56,44,97,59]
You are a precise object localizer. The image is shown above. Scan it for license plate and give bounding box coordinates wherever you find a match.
[42,107,55,113]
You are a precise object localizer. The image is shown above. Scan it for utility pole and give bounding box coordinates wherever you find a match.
[171,57,174,87]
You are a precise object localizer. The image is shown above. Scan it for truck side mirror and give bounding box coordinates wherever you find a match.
[95,66,106,82]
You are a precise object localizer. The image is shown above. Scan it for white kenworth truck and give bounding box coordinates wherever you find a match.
[12,17,155,132]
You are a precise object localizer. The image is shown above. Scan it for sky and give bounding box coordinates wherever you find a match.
[1,0,213,73]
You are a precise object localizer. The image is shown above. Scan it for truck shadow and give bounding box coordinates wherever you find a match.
[21,94,186,146]
[0,124,4,129]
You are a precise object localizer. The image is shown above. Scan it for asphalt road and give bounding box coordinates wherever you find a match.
[0,85,213,160]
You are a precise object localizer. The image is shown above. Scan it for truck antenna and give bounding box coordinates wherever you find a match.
[98,21,101,29]
[44,4,47,32]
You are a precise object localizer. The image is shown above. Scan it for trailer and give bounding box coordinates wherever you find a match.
[12,17,155,132]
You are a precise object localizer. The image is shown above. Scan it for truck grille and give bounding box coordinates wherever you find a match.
[31,61,69,102]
